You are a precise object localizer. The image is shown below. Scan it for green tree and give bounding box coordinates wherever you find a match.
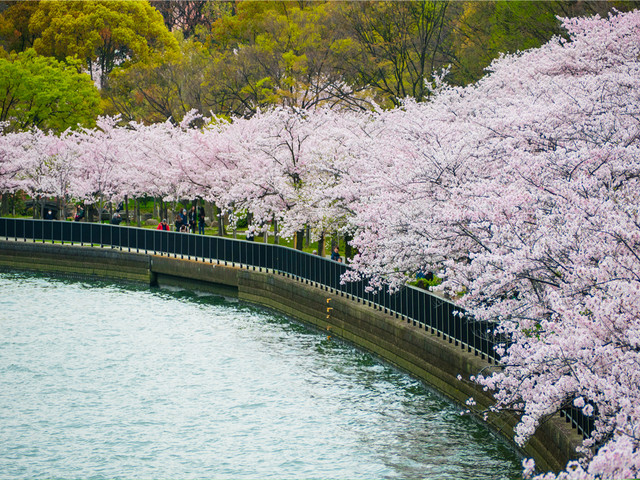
[106,33,211,123]
[332,0,450,106]
[448,1,640,85]
[449,1,562,85]
[0,0,40,54]
[108,1,371,120]
[0,49,101,132]
[153,0,233,40]
[27,0,178,87]
[203,1,371,117]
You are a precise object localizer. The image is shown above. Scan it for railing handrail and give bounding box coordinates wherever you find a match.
[0,217,594,440]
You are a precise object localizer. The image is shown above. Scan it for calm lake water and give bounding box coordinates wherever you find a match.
[0,271,522,479]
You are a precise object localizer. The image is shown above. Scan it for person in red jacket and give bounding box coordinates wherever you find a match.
[157,218,170,231]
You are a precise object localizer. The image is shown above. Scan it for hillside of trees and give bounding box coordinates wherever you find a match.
[1,0,639,128]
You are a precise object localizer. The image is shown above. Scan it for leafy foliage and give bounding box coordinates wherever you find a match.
[106,33,211,123]
[0,49,100,132]
[27,0,178,86]
[2,0,636,121]
[331,0,450,105]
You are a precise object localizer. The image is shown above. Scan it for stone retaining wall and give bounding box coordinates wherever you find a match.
[0,240,151,283]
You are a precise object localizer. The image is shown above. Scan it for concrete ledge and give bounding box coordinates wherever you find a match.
[0,240,150,283]
[0,240,582,473]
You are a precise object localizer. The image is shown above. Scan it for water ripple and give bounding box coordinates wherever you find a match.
[0,271,521,479]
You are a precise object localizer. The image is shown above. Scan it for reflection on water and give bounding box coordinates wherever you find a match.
[0,271,522,479]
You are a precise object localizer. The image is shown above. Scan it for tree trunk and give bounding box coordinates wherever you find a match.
[98,193,104,223]
[246,212,254,241]
[219,213,225,236]
[344,233,354,264]
[274,220,279,245]
[0,194,8,216]
[216,204,226,236]
[135,198,141,227]
[295,229,304,250]
[204,200,214,225]
[317,231,325,257]
[60,194,68,220]
[125,195,130,226]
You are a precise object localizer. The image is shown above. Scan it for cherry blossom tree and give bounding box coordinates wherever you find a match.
[37,130,78,219]
[2,127,80,218]
[0,127,30,195]
[176,114,243,233]
[344,94,473,286]
[207,107,330,246]
[121,119,189,224]
[17,128,62,218]
[175,112,234,203]
[69,116,129,221]
[346,10,640,479]
[301,106,387,256]
[465,13,640,479]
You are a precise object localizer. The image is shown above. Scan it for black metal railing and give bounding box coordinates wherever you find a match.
[0,217,594,439]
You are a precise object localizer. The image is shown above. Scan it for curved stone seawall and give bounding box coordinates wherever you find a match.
[0,240,582,473]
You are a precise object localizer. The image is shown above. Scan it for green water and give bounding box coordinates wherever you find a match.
[0,272,522,479]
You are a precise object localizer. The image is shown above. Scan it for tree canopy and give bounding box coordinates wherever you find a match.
[331,1,450,104]
[0,48,101,132]
[23,0,178,87]
[1,0,638,123]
